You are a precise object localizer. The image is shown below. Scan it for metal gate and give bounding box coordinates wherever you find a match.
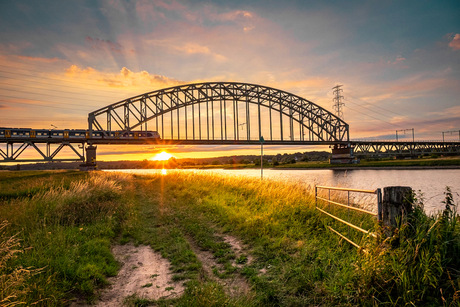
[315,185,382,248]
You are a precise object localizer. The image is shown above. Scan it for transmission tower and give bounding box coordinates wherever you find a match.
[332,84,345,119]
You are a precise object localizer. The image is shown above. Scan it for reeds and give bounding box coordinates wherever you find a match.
[1,170,458,305]
[358,187,460,305]
[0,171,132,305]
[142,172,459,305]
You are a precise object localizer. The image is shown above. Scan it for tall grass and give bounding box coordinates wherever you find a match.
[134,172,458,305]
[0,220,42,307]
[1,170,458,305]
[144,173,361,305]
[0,171,132,305]
[358,187,460,305]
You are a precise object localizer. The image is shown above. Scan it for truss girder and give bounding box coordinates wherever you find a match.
[89,82,349,142]
[0,141,85,162]
[351,141,460,157]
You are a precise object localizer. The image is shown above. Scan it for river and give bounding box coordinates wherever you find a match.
[106,168,459,215]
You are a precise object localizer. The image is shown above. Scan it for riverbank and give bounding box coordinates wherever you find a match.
[275,165,460,170]
[1,171,458,306]
[186,156,460,170]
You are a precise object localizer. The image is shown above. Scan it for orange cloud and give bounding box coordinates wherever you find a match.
[174,43,227,62]
[17,55,61,63]
[153,0,186,11]
[213,10,253,21]
[65,65,184,90]
[448,33,460,50]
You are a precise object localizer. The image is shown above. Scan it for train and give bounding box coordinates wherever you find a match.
[0,128,161,139]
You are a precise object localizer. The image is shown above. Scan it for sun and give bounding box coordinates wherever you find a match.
[151,151,174,161]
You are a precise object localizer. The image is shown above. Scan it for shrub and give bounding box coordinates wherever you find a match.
[0,221,40,306]
[358,188,459,305]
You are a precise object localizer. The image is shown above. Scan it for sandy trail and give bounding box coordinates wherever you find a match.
[187,234,252,298]
[73,235,254,305]
[95,243,184,306]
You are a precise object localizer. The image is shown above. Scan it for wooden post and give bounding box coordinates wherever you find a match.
[382,186,413,227]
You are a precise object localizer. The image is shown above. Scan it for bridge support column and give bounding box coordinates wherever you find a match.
[330,144,355,164]
[80,144,97,170]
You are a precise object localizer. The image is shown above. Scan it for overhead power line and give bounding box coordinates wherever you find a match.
[0,66,125,94]
[0,85,109,105]
[346,93,410,118]
[0,97,93,112]
[0,77,124,99]
[344,103,401,130]
[344,97,404,123]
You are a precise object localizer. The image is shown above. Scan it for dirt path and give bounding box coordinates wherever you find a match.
[95,243,185,306]
[187,234,252,298]
[74,235,254,305]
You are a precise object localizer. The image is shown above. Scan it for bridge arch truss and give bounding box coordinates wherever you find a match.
[88,82,349,144]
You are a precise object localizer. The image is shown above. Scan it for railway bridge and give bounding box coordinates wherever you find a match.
[1,82,459,163]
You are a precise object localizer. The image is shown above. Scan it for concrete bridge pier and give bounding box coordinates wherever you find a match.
[80,144,97,170]
[330,144,355,164]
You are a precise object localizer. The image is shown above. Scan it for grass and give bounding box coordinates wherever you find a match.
[0,170,458,306]
[0,171,132,305]
[357,188,460,305]
[277,157,460,169]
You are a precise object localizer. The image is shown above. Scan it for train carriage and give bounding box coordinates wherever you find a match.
[0,128,161,140]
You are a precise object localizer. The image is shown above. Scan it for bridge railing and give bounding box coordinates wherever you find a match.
[315,185,382,249]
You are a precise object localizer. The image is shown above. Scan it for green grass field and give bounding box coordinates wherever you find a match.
[276,157,460,169]
[1,170,458,306]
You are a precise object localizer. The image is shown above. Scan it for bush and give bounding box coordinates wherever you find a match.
[0,221,35,306]
[358,188,459,305]
[0,172,132,305]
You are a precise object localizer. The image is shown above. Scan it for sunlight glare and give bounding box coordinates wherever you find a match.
[151,151,174,161]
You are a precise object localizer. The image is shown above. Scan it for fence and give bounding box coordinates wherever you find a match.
[315,185,382,249]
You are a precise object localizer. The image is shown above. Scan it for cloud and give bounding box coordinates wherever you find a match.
[174,43,227,62]
[387,55,408,68]
[0,42,33,54]
[17,55,61,63]
[211,10,253,22]
[65,65,183,90]
[85,36,124,54]
[428,105,460,118]
[152,0,186,11]
[448,33,460,51]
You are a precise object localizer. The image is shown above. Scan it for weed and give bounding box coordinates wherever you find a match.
[123,294,152,307]
[235,255,248,264]
[0,171,131,305]
[357,187,460,305]
[2,170,458,305]
[0,220,40,306]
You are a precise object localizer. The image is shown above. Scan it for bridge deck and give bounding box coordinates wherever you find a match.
[1,137,459,146]
[1,137,459,163]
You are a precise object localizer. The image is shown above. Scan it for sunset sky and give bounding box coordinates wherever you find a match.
[1,0,459,160]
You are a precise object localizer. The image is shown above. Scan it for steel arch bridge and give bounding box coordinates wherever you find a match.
[2,82,460,164]
[88,82,349,144]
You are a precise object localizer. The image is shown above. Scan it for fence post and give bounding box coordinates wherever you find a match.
[315,185,317,208]
[376,188,382,221]
[382,186,413,227]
